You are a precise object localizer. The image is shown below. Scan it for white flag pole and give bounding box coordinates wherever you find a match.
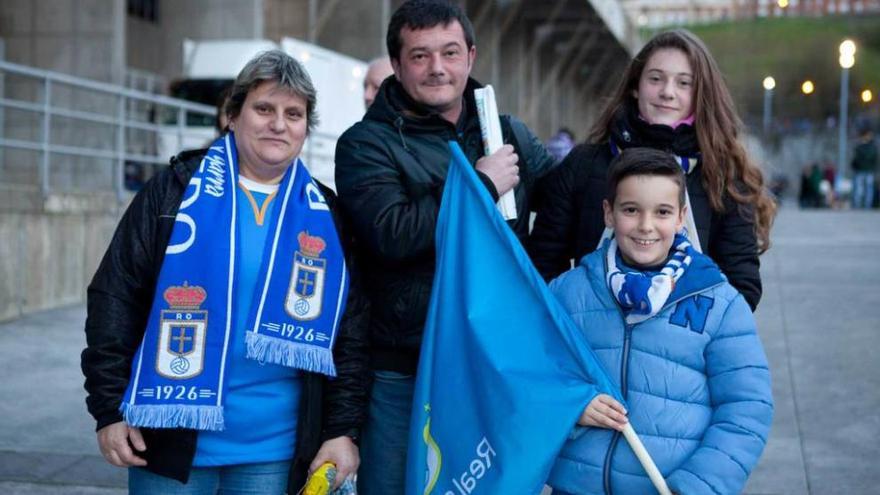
[473,85,517,220]
[621,423,673,495]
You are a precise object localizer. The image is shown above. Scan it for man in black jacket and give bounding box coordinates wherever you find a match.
[334,1,556,493]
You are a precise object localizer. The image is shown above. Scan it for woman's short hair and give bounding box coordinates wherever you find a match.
[224,49,319,133]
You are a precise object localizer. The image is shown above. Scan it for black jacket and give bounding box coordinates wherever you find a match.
[528,105,762,310]
[334,77,557,373]
[852,139,878,172]
[81,149,369,491]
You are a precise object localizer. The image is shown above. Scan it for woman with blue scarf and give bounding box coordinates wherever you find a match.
[82,50,367,494]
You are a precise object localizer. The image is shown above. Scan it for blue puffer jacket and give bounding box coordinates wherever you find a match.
[546,244,773,495]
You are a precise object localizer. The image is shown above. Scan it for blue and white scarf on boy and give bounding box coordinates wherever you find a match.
[120,133,348,431]
[605,233,695,325]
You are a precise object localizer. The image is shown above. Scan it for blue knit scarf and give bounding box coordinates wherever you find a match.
[119,133,348,431]
[605,233,694,324]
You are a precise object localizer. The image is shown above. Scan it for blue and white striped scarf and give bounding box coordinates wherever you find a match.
[119,133,348,431]
[605,233,694,325]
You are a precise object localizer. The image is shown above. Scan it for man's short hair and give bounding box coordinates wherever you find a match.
[606,148,686,207]
[386,0,475,61]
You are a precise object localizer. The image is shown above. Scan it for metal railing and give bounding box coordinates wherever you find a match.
[0,59,216,203]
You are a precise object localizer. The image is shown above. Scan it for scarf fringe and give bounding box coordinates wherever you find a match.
[120,403,225,431]
[246,332,337,377]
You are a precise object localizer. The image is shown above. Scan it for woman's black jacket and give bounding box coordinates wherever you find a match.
[81,149,369,491]
[527,112,762,310]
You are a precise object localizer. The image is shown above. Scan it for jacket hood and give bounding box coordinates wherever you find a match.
[581,239,726,313]
[170,148,209,185]
[609,101,700,158]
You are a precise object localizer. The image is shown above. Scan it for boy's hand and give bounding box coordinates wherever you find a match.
[578,394,628,431]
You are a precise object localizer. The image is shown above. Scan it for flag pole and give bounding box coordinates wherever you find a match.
[621,423,673,495]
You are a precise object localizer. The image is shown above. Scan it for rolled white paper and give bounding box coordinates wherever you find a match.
[474,85,517,220]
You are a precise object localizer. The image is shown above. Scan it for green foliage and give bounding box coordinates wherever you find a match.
[645,15,880,126]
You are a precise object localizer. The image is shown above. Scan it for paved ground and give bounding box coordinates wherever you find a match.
[1,207,878,494]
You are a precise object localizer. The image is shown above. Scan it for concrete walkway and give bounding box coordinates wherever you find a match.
[744,208,880,494]
[0,304,125,494]
[1,207,878,494]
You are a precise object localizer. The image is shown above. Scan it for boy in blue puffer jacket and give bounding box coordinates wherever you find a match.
[546,148,773,495]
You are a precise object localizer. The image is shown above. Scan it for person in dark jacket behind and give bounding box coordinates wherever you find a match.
[333,1,556,493]
[82,50,368,494]
[851,126,878,209]
[528,30,776,311]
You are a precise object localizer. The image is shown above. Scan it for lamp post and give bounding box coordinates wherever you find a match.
[801,80,814,95]
[838,40,856,178]
[762,76,775,134]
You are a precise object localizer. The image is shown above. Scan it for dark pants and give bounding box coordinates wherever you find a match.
[357,370,416,495]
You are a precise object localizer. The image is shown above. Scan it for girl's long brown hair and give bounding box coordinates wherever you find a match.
[589,29,775,252]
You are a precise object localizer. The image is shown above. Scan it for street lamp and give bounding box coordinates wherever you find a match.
[762,76,775,134]
[801,80,814,95]
[862,89,874,104]
[838,40,856,179]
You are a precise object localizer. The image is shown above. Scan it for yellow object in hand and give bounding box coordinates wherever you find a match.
[303,462,337,495]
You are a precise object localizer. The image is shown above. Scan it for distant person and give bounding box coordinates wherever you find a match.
[851,126,878,209]
[363,56,393,108]
[123,160,145,191]
[529,29,777,311]
[82,50,368,494]
[546,148,773,495]
[799,163,822,208]
[822,162,837,208]
[546,127,575,163]
[768,171,788,203]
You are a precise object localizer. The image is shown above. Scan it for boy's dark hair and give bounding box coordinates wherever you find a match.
[607,148,686,207]
[386,0,475,62]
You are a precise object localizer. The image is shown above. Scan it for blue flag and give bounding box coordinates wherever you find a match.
[405,142,625,495]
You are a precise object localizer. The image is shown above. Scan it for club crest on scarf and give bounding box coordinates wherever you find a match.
[287,232,327,320]
[157,283,208,379]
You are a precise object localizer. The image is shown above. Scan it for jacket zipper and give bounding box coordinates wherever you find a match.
[599,278,725,494]
[602,321,632,495]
